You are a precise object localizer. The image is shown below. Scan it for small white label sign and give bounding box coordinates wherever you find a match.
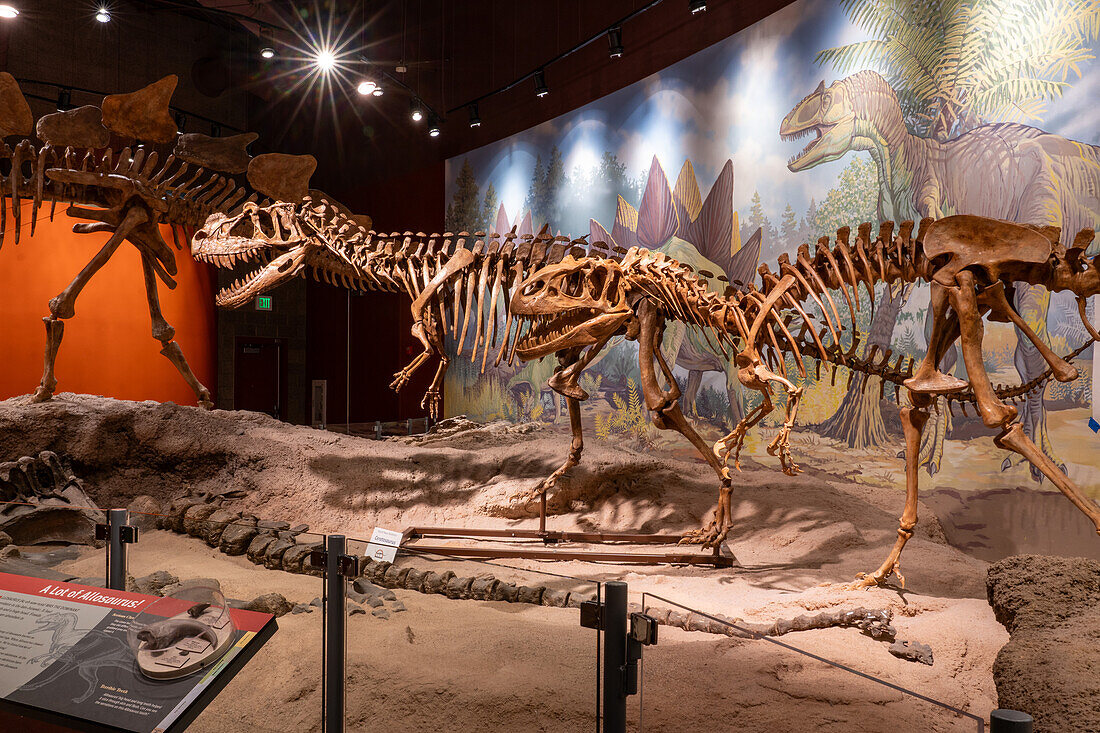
[366,527,403,563]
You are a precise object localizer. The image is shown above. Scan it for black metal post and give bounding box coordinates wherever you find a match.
[602,581,627,733]
[106,509,128,591]
[323,534,346,733]
[991,710,1033,732]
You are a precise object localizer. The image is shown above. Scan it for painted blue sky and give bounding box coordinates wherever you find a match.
[446,0,1100,231]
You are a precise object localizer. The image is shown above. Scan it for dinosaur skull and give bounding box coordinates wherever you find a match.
[780,78,857,171]
[510,256,632,360]
[192,199,316,308]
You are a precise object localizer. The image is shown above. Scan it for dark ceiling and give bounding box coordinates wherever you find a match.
[191,0,796,195]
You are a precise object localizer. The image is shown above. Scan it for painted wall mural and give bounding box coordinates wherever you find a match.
[443,0,1100,558]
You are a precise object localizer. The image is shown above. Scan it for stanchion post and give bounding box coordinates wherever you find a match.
[991,710,1033,732]
[98,509,136,591]
[323,534,347,733]
[603,581,627,733]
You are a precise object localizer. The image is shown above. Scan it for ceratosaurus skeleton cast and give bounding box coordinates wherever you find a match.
[510,216,1100,588]
[192,196,609,418]
[0,73,327,408]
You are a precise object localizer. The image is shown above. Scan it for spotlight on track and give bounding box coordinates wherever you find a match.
[95,7,110,22]
[534,69,548,98]
[357,79,377,96]
[428,116,441,137]
[0,5,18,19]
[260,47,276,59]
[410,99,423,122]
[689,0,706,14]
[468,103,481,128]
[607,27,623,59]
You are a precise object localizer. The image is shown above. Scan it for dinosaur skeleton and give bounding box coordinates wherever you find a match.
[192,196,601,418]
[0,73,322,408]
[511,215,1100,588]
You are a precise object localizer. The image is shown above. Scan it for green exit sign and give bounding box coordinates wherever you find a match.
[256,295,272,311]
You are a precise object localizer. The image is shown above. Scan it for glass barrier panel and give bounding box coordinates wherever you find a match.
[0,498,103,583]
[81,508,324,733]
[344,538,601,731]
[637,593,986,733]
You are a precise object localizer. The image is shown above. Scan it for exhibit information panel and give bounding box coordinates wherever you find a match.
[0,572,275,732]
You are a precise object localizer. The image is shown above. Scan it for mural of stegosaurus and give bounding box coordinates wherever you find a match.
[588,157,762,425]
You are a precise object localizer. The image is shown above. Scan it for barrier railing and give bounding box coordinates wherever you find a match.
[638,591,988,732]
[343,536,603,732]
[0,497,1039,733]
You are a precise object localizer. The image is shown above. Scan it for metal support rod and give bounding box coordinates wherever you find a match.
[602,581,627,733]
[991,710,1033,732]
[106,509,128,591]
[323,534,347,733]
[375,421,382,440]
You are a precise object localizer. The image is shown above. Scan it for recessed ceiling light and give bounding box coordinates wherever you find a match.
[95,7,110,22]
[0,5,19,18]
[357,79,377,95]
[260,47,276,59]
[315,49,336,72]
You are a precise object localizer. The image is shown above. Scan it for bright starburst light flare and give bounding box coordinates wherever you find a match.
[259,1,394,155]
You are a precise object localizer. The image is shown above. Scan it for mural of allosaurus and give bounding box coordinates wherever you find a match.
[510,215,1100,588]
[780,69,1100,476]
[0,73,325,408]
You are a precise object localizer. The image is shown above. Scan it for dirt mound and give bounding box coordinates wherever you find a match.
[987,555,1100,731]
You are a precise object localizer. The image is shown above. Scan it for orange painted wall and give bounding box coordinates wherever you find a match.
[0,202,217,406]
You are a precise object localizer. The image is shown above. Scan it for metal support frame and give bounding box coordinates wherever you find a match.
[402,525,735,567]
[96,508,137,591]
[602,582,628,733]
[580,582,657,733]
[314,534,360,733]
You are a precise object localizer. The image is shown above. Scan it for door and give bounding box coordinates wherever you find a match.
[234,338,286,419]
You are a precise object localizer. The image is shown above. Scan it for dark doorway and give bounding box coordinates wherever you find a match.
[234,337,288,419]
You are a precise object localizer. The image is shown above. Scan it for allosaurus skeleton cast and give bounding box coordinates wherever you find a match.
[194,196,1100,587]
[508,216,1100,588]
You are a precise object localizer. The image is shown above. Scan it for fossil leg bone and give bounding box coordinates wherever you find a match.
[632,302,733,548]
[30,206,146,403]
[994,423,1100,534]
[847,398,931,589]
[141,254,213,409]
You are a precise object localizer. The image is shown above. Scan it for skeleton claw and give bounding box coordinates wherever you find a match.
[678,515,731,548]
[845,561,904,591]
[390,370,411,392]
[29,386,54,404]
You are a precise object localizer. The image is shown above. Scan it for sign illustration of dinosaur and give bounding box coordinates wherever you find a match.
[0,73,324,408]
[510,215,1100,588]
[781,70,1100,475]
[192,196,605,419]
